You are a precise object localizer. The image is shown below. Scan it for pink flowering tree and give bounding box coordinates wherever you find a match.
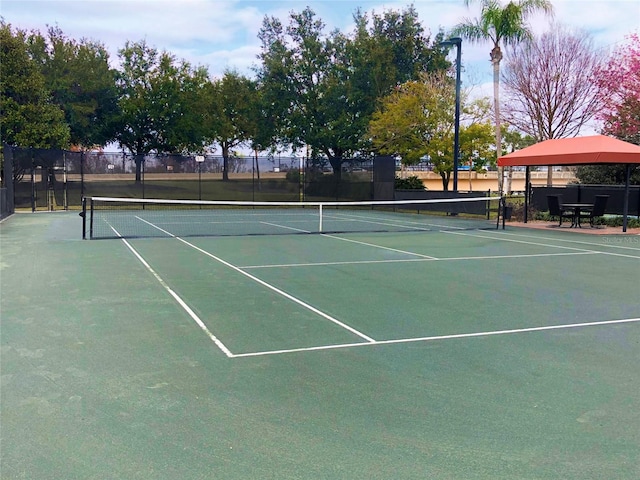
[594,33,640,144]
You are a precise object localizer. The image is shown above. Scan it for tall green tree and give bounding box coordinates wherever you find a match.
[256,6,448,177]
[202,71,258,181]
[115,40,208,181]
[257,8,341,170]
[26,26,119,148]
[451,0,554,192]
[349,7,449,154]
[0,21,69,149]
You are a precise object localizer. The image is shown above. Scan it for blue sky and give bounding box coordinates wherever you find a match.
[2,0,639,100]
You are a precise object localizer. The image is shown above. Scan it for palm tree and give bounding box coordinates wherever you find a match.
[451,0,553,193]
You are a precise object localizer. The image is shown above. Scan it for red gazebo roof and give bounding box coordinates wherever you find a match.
[498,135,640,166]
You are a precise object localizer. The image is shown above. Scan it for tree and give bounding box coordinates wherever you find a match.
[459,122,495,170]
[574,164,640,185]
[256,6,448,177]
[593,32,640,145]
[349,8,449,154]
[368,72,456,189]
[115,40,208,182]
[574,33,640,186]
[202,71,258,181]
[451,0,554,193]
[460,96,500,169]
[257,8,351,176]
[26,26,119,149]
[0,21,69,149]
[502,26,603,186]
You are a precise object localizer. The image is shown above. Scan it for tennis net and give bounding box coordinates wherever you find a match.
[81,195,501,239]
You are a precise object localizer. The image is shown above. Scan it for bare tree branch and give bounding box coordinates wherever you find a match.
[502,25,604,141]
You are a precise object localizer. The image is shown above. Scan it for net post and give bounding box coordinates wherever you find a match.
[81,197,86,239]
[319,203,323,233]
[89,198,94,239]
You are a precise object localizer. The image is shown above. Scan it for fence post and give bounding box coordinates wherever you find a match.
[30,149,36,212]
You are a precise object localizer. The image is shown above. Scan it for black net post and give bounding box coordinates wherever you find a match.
[81,197,87,239]
[89,198,94,239]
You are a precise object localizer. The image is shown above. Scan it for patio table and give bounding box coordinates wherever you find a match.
[562,203,594,228]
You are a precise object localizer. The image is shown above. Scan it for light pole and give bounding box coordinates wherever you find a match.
[440,37,462,192]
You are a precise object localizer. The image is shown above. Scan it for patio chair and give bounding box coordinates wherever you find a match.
[547,195,574,226]
[579,195,609,227]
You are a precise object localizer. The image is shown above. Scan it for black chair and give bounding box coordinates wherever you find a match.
[547,195,574,226]
[579,195,609,227]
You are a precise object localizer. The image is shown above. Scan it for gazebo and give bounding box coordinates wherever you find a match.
[498,135,640,232]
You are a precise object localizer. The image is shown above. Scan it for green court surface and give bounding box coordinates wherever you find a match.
[1,212,639,479]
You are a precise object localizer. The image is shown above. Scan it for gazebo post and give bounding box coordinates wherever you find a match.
[524,166,530,223]
[622,164,631,233]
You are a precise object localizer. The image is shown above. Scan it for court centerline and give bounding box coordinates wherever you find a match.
[229,317,640,358]
[321,212,436,231]
[321,233,439,259]
[260,221,311,233]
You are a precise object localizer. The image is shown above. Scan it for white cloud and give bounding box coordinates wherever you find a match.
[2,0,638,81]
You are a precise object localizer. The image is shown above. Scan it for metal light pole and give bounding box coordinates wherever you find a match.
[440,37,462,192]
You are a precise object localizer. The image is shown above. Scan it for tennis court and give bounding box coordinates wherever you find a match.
[1,205,639,479]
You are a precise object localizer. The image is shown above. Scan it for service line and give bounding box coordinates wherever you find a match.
[230,317,640,358]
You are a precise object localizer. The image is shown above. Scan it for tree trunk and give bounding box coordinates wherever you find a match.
[329,156,342,182]
[254,149,261,191]
[135,154,144,184]
[222,144,230,181]
[440,171,450,191]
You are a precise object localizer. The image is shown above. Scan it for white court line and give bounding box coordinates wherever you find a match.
[325,210,497,231]
[442,229,604,253]
[321,233,439,259]
[108,223,234,357]
[487,230,640,254]
[241,251,597,269]
[260,221,311,233]
[230,317,640,358]
[135,216,376,343]
[322,212,436,231]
